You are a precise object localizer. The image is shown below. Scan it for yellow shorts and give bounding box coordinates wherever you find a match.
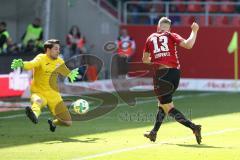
[31,92,68,116]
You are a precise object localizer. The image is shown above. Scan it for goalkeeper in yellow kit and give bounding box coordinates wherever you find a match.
[11,39,79,132]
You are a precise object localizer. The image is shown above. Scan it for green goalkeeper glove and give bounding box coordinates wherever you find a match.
[68,68,79,83]
[11,59,23,70]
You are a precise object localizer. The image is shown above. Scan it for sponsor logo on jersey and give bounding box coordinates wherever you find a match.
[155,52,170,58]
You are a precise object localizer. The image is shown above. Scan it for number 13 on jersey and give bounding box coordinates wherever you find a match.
[150,36,169,54]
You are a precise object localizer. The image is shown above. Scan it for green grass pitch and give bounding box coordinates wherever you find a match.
[0,91,240,160]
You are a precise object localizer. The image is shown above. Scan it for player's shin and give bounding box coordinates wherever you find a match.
[31,103,42,118]
[53,111,72,126]
[53,119,65,126]
[168,108,195,130]
[152,107,165,133]
[53,119,72,126]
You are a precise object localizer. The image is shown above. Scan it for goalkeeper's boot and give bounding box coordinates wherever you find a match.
[25,106,38,124]
[144,130,157,142]
[48,119,56,132]
[193,125,202,145]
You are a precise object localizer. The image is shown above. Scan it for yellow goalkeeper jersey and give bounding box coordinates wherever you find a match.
[23,54,71,94]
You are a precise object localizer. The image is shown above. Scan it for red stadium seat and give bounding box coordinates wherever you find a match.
[220,1,235,13]
[212,16,229,26]
[187,0,204,12]
[172,0,187,12]
[207,0,219,13]
[199,16,212,26]
[208,4,219,13]
[231,16,240,26]
[180,16,195,26]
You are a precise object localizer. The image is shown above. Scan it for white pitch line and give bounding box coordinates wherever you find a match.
[73,128,240,160]
[0,112,48,120]
[118,92,218,106]
[0,92,217,120]
[0,113,27,119]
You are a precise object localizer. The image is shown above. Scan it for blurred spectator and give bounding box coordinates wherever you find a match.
[149,7,159,25]
[21,18,44,53]
[65,25,86,58]
[138,0,153,12]
[0,21,12,54]
[169,3,181,25]
[128,4,141,24]
[169,16,181,26]
[115,28,136,77]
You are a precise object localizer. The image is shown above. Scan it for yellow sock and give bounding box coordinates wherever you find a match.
[53,119,65,126]
[31,103,41,118]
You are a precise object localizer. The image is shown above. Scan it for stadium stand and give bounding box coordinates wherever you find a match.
[103,0,240,26]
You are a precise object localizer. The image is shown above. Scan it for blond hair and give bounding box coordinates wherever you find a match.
[158,17,171,25]
[157,17,171,32]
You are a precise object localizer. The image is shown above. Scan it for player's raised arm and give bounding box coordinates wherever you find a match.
[179,22,199,49]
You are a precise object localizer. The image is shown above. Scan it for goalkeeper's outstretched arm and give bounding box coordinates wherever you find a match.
[11,56,41,70]
[23,57,41,70]
[56,63,79,83]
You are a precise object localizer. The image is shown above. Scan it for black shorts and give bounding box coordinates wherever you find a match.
[153,68,180,104]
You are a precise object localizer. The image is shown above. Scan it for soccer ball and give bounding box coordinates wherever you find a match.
[71,99,89,114]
